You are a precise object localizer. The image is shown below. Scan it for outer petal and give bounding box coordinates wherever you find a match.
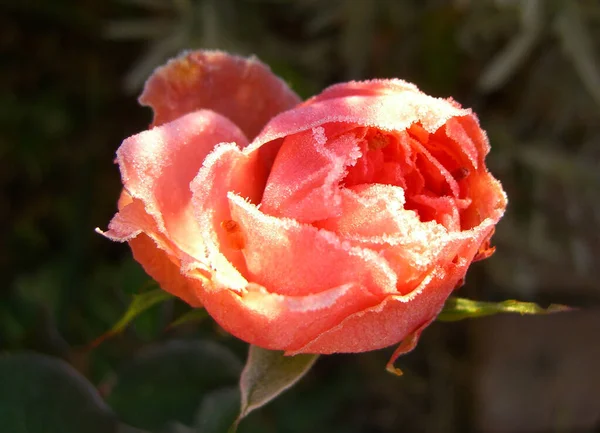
[303,79,421,103]
[288,218,498,355]
[129,234,204,307]
[101,195,205,306]
[247,80,471,156]
[101,110,247,307]
[105,110,248,260]
[139,50,302,139]
[199,282,379,352]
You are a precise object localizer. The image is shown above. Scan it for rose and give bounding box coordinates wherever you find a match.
[101,50,506,364]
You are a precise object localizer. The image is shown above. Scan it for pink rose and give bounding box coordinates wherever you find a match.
[101,50,506,363]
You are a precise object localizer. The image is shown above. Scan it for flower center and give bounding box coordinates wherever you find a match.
[341,125,470,230]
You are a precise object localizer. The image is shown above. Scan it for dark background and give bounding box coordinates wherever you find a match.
[1,0,600,432]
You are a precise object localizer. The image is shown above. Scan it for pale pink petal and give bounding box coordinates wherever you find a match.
[190,143,267,292]
[139,50,301,139]
[288,218,497,355]
[227,193,398,298]
[260,126,363,222]
[113,110,248,259]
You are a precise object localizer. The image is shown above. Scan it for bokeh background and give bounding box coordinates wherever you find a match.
[1,0,600,432]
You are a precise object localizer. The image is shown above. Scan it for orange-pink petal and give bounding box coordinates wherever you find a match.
[190,143,267,292]
[199,281,380,352]
[287,218,497,355]
[227,193,398,298]
[260,126,362,222]
[129,234,204,307]
[111,110,248,260]
[139,50,301,139]
[314,184,451,290]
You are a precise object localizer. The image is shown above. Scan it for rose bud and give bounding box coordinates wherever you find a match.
[100,50,507,366]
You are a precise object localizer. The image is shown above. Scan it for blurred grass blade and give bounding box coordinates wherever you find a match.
[232,346,318,432]
[555,0,600,108]
[167,308,208,330]
[478,0,542,92]
[437,296,572,322]
[89,289,173,347]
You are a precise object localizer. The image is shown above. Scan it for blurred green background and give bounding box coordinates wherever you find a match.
[1,0,600,432]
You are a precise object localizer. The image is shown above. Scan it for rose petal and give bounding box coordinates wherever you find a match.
[101,192,205,307]
[288,218,497,355]
[190,143,267,292]
[109,110,248,260]
[129,234,204,307]
[303,79,421,103]
[248,81,471,157]
[260,126,362,222]
[199,281,380,351]
[445,115,490,169]
[460,169,507,231]
[227,193,398,298]
[139,50,301,139]
[314,184,450,289]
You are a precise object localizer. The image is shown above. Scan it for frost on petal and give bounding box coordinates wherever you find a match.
[99,110,247,307]
[314,184,451,291]
[100,196,205,307]
[304,79,420,104]
[459,170,507,231]
[228,193,398,298]
[244,89,470,182]
[199,282,380,352]
[249,81,469,154]
[190,143,267,292]
[288,218,497,355]
[139,50,302,139]
[260,125,363,222]
[114,110,248,259]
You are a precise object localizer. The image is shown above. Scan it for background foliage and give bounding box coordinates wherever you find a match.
[1,0,600,432]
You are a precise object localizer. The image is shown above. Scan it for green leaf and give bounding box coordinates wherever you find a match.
[107,340,242,432]
[90,288,173,347]
[233,346,318,431]
[437,296,572,322]
[194,387,240,433]
[111,289,173,334]
[167,308,208,330]
[0,353,117,433]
